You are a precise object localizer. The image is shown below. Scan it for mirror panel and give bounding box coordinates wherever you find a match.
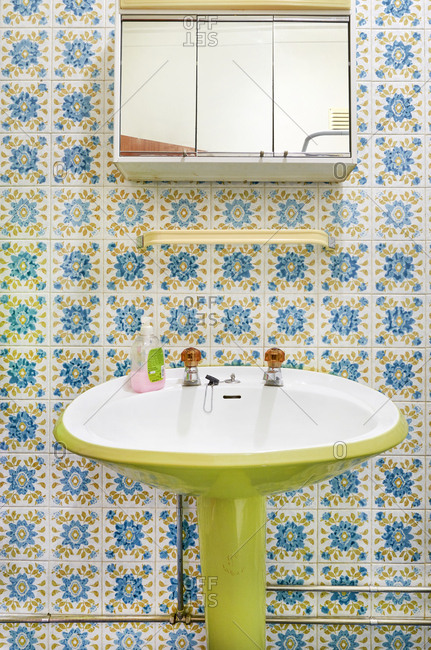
[274,21,350,155]
[121,20,196,155]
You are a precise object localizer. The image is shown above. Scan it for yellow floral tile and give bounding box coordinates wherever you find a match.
[394,403,423,455]
[0,623,48,648]
[343,137,370,186]
[53,29,103,79]
[1,1,51,25]
[51,623,101,648]
[318,564,370,616]
[320,188,370,239]
[266,565,317,616]
[320,296,370,347]
[0,400,48,452]
[54,0,104,26]
[319,624,370,649]
[104,563,154,614]
[104,623,156,649]
[319,510,370,562]
[0,294,47,345]
[159,245,209,293]
[320,242,370,293]
[52,241,102,291]
[0,347,48,399]
[267,623,316,649]
[373,625,424,648]
[1,29,50,80]
[104,509,155,562]
[266,295,316,346]
[52,134,102,184]
[213,244,263,293]
[103,348,130,381]
[105,294,154,345]
[0,455,47,507]
[266,187,317,229]
[372,565,424,617]
[373,456,424,509]
[0,240,47,291]
[211,294,262,346]
[50,563,100,613]
[374,0,424,27]
[374,83,424,134]
[53,81,103,132]
[213,186,264,229]
[0,509,47,560]
[373,31,424,81]
[373,349,424,400]
[0,81,49,131]
[106,187,156,238]
[159,186,210,230]
[52,294,101,345]
[356,30,371,80]
[158,295,208,346]
[103,469,155,507]
[0,187,48,238]
[106,242,153,291]
[373,295,424,346]
[0,562,47,613]
[373,511,423,563]
[210,347,261,367]
[266,511,316,562]
[51,455,101,507]
[51,510,101,560]
[52,187,102,238]
[267,484,316,509]
[319,462,370,508]
[156,623,206,649]
[374,242,424,293]
[51,348,101,398]
[373,188,424,240]
[356,82,370,133]
[374,136,423,186]
[267,244,316,293]
[0,134,49,185]
[318,349,371,384]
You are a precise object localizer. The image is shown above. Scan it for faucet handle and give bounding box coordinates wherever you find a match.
[264,347,285,368]
[181,347,202,367]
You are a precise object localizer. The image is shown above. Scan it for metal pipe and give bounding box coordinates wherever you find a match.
[176,494,184,617]
[268,585,431,594]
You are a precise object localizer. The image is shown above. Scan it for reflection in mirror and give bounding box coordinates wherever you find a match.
[274,21,350,155]
[121,20,196,155]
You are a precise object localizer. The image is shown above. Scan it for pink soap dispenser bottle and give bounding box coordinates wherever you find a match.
[130,317,165,393]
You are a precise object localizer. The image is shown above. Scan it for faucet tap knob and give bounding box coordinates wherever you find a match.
[181,347,201,386]
[264,348,285,368]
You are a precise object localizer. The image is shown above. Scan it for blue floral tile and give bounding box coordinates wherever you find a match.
[394,402,424,456]
[373,295,424,346]
[356,0,371,27]
[156,509,178,562]
[0,135,48,185]
[212,244,263,293]
[0,187,48,238]
[373,456,424,509]
[104,622,156,649]
[211,294,262,347]
[0,455,47,506]
[373,349,424,400]
[373,30,424,81]
[344,137,370,186]
[266,567,317,617]
[0,29,50,79]
[372,565,425,617]
[104,562,154,614]
[156,562,203,617]
[0,294,47,344]
[213,186,264,229]
[54,0,104,26]
[0,347,48,399]
[266,295,316,347]
[374,135,423,186]
[210,347,262,367]
[106,187,156,238]
[51,347,101,398]
[158,245,209,293]
[320,242,370,293]
[267,484,316,509]
[51,509,100,560]
[103,468,155,508]
[0,81,49,131]
[50,623,101,649]
[320,296,370,347]
[1,1,51,26]
[52,294,101,345]
[266,510,316,563]
[53,81,103,132]
[53,28,103,79]
[318,625,370,649]
[319,188,370,239]
[158,295,208,346]
[266,244,316,293]
[159,186,210,230]
[50,455,101,506]
[319,510,370,562]
[373,625,424,648]
[0,562,47,613]
[318,349,371,385]
[356,30,371,80]
[374,242,424,293]
[318,564,370,617]
[52,187,102,238]
[105,294,153,345]
[52,134,102,184]
[319,463,370,508]
[373,511,424,562]
[267,624,316,650]
[104,509,154,562]
[0,623,48,649]
[374,83,424,133]
[50,563,101,613]
[0,509,47,560]
[156,623,206,649]
[106,242,153,291]
[52,241,101,291]
[266,187,317,229]
[356,82,370,133]
[0,400,47,452]
[374,0,424,27]
[373,188,424,239]
[103,347,130,381]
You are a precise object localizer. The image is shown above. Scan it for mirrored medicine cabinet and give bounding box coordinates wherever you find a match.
[114,9,356,182]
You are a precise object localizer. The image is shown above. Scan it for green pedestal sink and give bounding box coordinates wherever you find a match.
[54,367,407,649]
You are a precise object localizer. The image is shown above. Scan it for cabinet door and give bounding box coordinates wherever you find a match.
[121,20,196,155]
[274,21,350,156]
[197,19,273,154]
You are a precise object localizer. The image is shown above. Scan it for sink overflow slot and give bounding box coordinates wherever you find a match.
[223,395,242,399]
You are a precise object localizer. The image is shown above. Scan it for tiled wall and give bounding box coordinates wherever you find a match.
[0,0,430,648]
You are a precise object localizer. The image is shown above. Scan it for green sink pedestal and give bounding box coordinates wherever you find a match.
[197,495,266,649]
